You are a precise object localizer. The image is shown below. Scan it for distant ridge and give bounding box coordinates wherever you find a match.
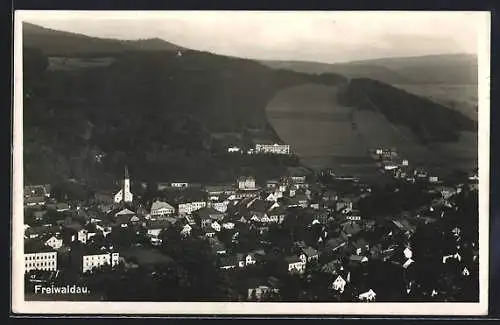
[261,53,478,85]
[23,22,185,55]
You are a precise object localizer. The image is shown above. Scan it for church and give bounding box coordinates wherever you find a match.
[114,166,134,204]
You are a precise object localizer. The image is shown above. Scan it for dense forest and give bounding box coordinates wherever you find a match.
[338,78,477,144]
[23,45,346,187]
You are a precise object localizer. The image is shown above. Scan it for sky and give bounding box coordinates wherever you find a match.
[20,11,488,63]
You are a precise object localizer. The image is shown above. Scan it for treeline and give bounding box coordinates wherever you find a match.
[338,78,477,144]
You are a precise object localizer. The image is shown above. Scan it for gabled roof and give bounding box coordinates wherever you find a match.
[25,239,56,254]
[195,206,225,219]
[146,219,174,229]
[115,208,136,216]
[342,222,361,236]
[285,255,302,264]
[150,200,175,211]
[302,246,319,257]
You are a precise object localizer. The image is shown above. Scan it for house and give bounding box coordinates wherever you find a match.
[349,255,369,266]
[222,222,235,230]
[114,166,134,203]
[149,200,175,218]
[321,259,343,274]
[114,208,138,227]
[402,258,415,269]
[24,240,58,273]
[247,285,278,301]
[326,237,347,253]
[351,238,369,255]
[178,201,207,215]
[294,193,309,208]
[342,221,362,237]
[25,225,56,240]
[300,246,319,263]
[358,289,377,302]
[330,274,349,293]
[144,220,172,245]
[80,247,120,273]
[209,201,229,213]
[54,202,70,212]
[180,224,192,237]
[266,180,280,189]
[205,184,235,198]
[219,255,237,270]
[442,252,462,264]
[211,221,222,232]
[335,198,353,213]
[238,176,256,190]
[285,255,306,274]
[392,219,416,237]
[42,234,63,250]
[195,206,226,222]
[170,182,189,188]
[25,196,46,207]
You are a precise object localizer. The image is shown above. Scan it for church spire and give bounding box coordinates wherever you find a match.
[124,165,129,180]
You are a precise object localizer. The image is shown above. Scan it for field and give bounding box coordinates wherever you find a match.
[47,57,117,71]
[266,83,478,176]
[394,84,478,121]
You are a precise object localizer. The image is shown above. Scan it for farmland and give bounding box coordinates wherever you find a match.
[266,83,477,176]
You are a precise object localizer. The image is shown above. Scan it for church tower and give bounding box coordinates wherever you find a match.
[114,165,134,204]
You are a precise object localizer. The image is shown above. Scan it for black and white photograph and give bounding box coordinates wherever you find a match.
[12,10,490,315]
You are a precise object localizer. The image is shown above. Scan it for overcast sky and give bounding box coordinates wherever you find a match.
[20,11,487,63]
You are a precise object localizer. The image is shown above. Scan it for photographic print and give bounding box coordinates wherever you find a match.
[12,10,490,315]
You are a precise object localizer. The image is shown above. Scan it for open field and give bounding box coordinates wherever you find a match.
[266,83,477,175]
[47,57,117,71]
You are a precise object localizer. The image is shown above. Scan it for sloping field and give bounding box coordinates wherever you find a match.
[266,83,477,175]
[266,84,377,175]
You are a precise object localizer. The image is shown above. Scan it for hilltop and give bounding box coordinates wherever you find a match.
[23,22,185,55]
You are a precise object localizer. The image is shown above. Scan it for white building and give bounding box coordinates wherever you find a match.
[114,166,133,203]
[82,251,120,273]
[331,275,348,293]
[25,243,58,273]
[227,146,241,153]
[238,176,256,190]
[286,256,306,274]
[44,235,63,250]
[150,200,175,218]
[171,182,189,188]
[255,143,290,155]
[358,289,377,302]
[178,201,207,215]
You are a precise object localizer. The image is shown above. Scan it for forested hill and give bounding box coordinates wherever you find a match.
[338,78,477,144]
[23,45,347,187]
[23,22,185,55]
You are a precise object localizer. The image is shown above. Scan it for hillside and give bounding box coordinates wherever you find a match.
[338,78,477,144]
[23,45,346,187]
[261,53,478,85]
[23,22,184,55]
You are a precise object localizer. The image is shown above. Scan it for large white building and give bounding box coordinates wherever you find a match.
[238,176,256,190]
[114,166,134,203]
[178,201,207,215]
[25,242,58,273]
[255,143,290,155]
[149,200,175,218]
[82,250,120,273]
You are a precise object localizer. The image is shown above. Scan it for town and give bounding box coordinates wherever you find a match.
[23,147,479,302]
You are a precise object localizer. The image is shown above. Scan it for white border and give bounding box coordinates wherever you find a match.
[12,10,491,315]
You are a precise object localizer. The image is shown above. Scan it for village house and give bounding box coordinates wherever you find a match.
[81,248,120,273]
[209,200,230,213]
[178,201,207,215]
[24,240,58,273]
[149,200,175,218]
[238,176,257,190]
[195,206,226,222]
[299,246,319,263]
[25,196,46,207]
[218,255,238,270]
[330,272,350,293]
[114,208,139,228]
[358,289,377,302]
[285,255,306,274]
[351,238,370,256]
[205,184,236,199]
[171,182,189,188]
[41,233,64,250]
[266,180,280,189]
[144,219,174,245]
